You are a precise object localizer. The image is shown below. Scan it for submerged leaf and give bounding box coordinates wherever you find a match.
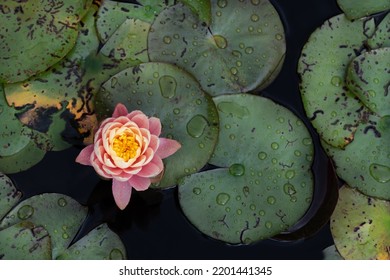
[330,185,390,260]
[179,94,314,244]
[148,1,285,96]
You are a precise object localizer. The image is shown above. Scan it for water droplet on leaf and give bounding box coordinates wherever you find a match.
[17,205,34,220]
[216,193,230,206]
[186,115,208,138]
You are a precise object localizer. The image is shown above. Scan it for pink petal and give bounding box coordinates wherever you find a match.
[128,175,151,191]
[149,117,161,136]
[112,179,132,210]
[126,110,144,119]
[156,138,181,159]
[112,103,128,118]
[75,145,94,166]
[131,113,149,130]
[137,159,163,178]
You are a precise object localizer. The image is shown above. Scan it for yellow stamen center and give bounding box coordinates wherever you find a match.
[112,133,139,161]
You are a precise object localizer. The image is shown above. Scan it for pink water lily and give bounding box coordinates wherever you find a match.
[76,103,181,210]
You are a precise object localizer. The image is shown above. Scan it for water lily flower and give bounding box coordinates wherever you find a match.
[76,103,181,210]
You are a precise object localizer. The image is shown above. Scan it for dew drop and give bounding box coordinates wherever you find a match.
[271,142,279,150]
[216,193,230,206]
[230,67,238,75]
[243,186,250,197]
[294,150,301,157]
[369,163,390,183]
[245,47,254,54]
[251,0,260,5]
[267,196,276,205]
[17,205,34,220]
[259,210,265,216]
[110,77,118,88]
[250,14,259,22]
[225,207,231,212]
[331,76,342,87]
[163,36,172,44]
[250,204,256,210]
[109,248,124,260]
[159,75,177,99]
[186,115,208,138]
[236,195,241,201]
[213,35,228,49]
[373,78,379,84]
[302,138,312,146]
[283,183,297,196]
[285,170,295,179]
[62,233,69,239]
[229,163,245,176]
[209,185,215,190]
[275,33,283,40]
[173,108,180,115]
[193,187,201,195]
[199,142,205,149]
[232,50,242,58]
[236,209,242,215]
[258,151,267,160]
[57,198,67,207]
[265,221,272,229]
[217,0,227,8]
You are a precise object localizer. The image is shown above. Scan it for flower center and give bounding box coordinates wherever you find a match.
[112,133,139,161]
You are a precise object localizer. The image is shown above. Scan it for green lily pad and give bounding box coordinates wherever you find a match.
[96,62,219,189]
[337,0,390,20]
[346,48,390,116]
[96,0,175,43]
[99,18,151,62]
[148,1,285,96]
[179,94,314,244]
[298,14,377,148]
[0,222,51,260]
[368,12,390,49]
[323,114,390,200]
[330,185,390,260]
[0,173,21,220]
[57,224,126,260]
[0,0,92,83]
[0,193,87,259]
[322,245,344,260]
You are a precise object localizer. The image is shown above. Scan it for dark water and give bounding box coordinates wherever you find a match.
[10,0,342,259]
